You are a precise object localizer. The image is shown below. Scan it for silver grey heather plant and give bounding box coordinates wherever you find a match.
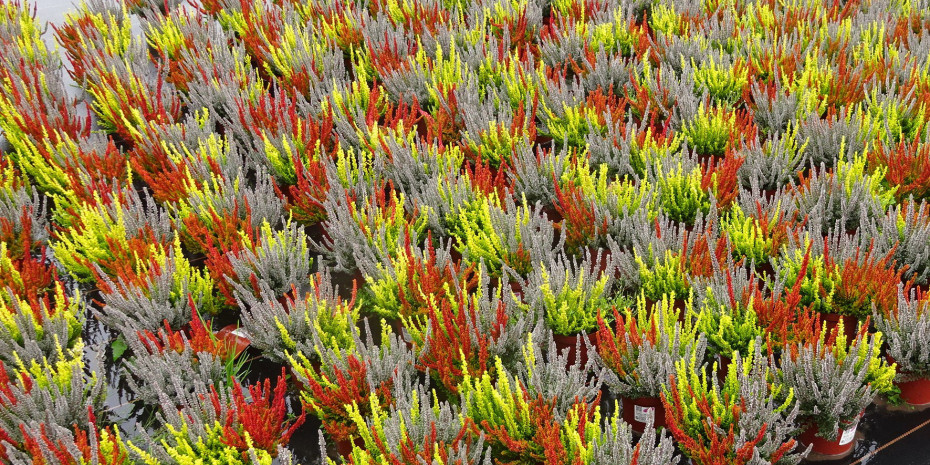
[233,268,359,363]
[225,219,313,300]
[873,288,930,381]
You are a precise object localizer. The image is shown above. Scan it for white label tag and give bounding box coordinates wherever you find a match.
[634,405,655,424]
[839,425,857,445]
[230,328,250,340]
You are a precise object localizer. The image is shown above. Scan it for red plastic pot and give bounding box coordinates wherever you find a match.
[715,354,732,379]
[552,331,598,368]
[897,377,930,406]
[820,313,859,342]
[620,396,667,434]
[214,325,250,357]
[335,436,365,457]
[798,417,861,458]
[586,247,612,276]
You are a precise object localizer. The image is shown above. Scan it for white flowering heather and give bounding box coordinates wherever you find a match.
[512,144,570,207]
[869,201,930,285]
[0,354,105,447]
[121,330,239,405]
[343,386,492,465]
[0,184,46,245]
[874,289,930,381]
[777,332,896,440]
[516,329,604,412]
[226,219,313,300]
[234,269,359,363]
[588,416,680,465]
[95,238,219,332]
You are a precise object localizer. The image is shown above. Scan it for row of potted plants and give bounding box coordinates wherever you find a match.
[2,0,930,463]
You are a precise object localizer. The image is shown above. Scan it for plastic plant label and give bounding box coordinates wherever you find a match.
[839,425,857,446]
[230,328,250,339]
[634,405,655,424]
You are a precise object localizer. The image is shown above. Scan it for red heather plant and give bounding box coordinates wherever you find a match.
[462,158,514,203]
[137,302,239,362]
[416,286,509,395]
[867,138,930,203]
[294,352,395,443]
[701,151,745,211]
[0,208,41,261]
[554,178,608,255]
[0,242,58,311]
[421,86,466,146]
[204,371,306,455]
[17,409,130,465]
[182,204,258,304]
[832,244,910,320]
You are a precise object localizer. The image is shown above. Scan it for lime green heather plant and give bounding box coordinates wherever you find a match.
[656,163,710,226]
[721,205,780,266]
[560,157,657,220]
[542,100,610,148]
[459,356,680,465]
[522,252,628,336]
[636,248,691,302]
[682,103,737,158]
[539,266,629,336]
[0,282,83,351]
[52,189,173,283]
[695,291,764,360]
[692,58,749,106]
[340,387,490,465]
[450,195,560,277]
[147,422,278,465]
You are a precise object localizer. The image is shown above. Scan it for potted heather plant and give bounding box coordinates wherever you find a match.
[695,287,764,374]
[458,357,680,465]
[654,162,711,227]
[777,324,896,458]
[233,269,360,363]
[449,195,561,279]
[873,290,930,407]
[224,219,314,302]
[289,323,419,455]
[720,204,788,279]
[522,251,630,367]
[342,386,491,464]
[357,231,477,342]
[595,295,706,434]
[662,340,808,465]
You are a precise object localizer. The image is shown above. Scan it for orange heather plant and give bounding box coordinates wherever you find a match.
[136,302,239,361]
[17,408,130,465]
[416,285,508,394]
[204,371,306,455]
